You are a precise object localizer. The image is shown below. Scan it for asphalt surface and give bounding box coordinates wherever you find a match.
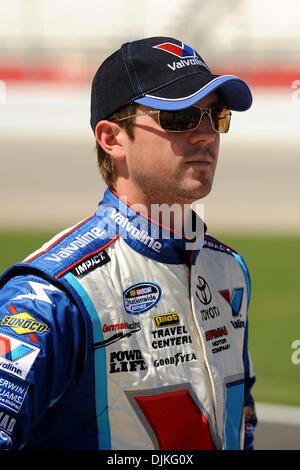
[255,403,300,450]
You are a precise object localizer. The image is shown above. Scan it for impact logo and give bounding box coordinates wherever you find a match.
[153,42,196,59]
[0,333,40,380]
[219,288,245,329]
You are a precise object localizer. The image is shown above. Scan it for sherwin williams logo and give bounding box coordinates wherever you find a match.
[0,333,40,380]
[123,282,161,315]
[153,42,196,58]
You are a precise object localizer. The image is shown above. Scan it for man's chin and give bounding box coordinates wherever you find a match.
[186,180,213,202]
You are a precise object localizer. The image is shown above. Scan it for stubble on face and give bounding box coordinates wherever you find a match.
[117,95,220,211]
[127,141,219,208]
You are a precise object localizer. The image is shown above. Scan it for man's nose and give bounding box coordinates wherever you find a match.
[188,113,217,144]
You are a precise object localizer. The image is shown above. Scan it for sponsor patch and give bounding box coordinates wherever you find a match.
[71,250,110,277]
[203,238,234,255]
[93,325,141,350]
[153,312,179,328]
[0,411,16,435]
[103,320,140,333]
[219,288,244,317]
[200,306,220,322]
[44,227,105,262]
[195,276,212,305]
[123,282,161,314]
[0,374,29,413]
[1,306,49,336]
[205,326,228,342]
[0,333,40,380]
[109,349,146,374]
[110,208,162,253]
[153,352,197,368]
[151,325,192,350]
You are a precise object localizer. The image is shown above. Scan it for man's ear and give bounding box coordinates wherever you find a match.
[95,121,126,161]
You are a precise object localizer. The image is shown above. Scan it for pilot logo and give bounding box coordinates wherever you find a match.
[0,333,40,380]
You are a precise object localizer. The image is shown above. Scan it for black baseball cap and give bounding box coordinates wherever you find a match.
[90,36,252,133]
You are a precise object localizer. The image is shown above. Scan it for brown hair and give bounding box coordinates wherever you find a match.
[95,104,138,188]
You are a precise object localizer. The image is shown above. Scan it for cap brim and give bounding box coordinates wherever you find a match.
[134,74,252,112]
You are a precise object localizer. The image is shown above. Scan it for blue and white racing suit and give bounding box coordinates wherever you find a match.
[0,187,257,450]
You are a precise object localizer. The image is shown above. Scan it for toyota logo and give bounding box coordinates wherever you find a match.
[196,276,212,305]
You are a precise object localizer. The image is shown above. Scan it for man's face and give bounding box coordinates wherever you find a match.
[120,92,221,207]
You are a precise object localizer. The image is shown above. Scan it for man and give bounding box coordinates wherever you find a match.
[0,36,256,450]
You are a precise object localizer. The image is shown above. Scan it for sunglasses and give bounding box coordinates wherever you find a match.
[116,105,232,134]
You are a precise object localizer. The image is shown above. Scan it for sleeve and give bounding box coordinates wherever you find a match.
[232,250,257,450]
[243,322,257,450]
[0,273,85,450]
[241,260,257,450]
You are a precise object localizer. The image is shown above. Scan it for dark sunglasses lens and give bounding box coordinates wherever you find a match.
[211,107,231,133]
[159,108,201,131]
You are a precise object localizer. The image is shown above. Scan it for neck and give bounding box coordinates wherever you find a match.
[111,182,201,236]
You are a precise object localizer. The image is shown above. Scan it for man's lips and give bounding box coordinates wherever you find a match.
[184,158,213,166]
[184,147,216,165]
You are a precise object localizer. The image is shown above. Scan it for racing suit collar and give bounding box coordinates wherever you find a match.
[96,187,206,265]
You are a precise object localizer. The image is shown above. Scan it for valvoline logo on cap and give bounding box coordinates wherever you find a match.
[153,42,196,59]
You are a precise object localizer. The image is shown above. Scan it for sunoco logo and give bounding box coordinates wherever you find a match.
[123,282,161,315]
[1,311,49,336]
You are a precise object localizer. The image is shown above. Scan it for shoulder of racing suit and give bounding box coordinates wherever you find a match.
[203,234,238,256]
[0,214,118,286]
[203,234,251,294]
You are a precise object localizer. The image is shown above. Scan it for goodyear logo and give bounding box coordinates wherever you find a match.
[153,312,180,328]
[1,312,49,336]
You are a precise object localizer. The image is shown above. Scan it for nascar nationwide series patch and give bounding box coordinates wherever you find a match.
[123,282,161,314]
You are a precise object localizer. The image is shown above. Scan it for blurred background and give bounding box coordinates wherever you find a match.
[0,0,300,449]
